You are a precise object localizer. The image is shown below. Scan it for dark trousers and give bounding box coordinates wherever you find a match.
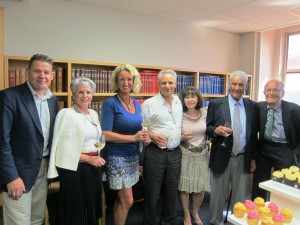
[252,142,294,199]
[142,144,182,225]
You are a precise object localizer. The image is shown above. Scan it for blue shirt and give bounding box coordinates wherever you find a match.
[101,95,142,156]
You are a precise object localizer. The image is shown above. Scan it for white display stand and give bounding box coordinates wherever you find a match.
[259,180,300,219]
[228,180,300,225]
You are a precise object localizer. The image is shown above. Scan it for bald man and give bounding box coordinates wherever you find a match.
[252,79,300,199]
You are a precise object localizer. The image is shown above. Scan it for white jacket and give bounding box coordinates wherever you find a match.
[47,108,100,179]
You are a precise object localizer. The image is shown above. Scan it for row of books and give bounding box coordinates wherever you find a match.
[8,68,66,93]
[8,68,27,87]
[175,74,195,94]
[71,68,114,93]
[139,70,159,93]
[198,75,225,95]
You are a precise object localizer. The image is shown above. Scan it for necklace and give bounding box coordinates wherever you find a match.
[118,94,131,110]
[73,104,98,127]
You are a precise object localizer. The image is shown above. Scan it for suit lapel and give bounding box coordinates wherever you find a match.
[261,102,268,135]
[20,83,43,136]
[220,97,231,123]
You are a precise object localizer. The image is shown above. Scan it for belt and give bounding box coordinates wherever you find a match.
[231,152,244,157]
[150,143,180,152]
[82,151,99,156]
[180,141,206,153]
[264,140,288,147]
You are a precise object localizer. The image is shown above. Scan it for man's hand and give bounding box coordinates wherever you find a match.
[7,178,26,200]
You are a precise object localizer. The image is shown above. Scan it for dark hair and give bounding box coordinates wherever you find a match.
[28,54,53,70]
[179,86,203,112]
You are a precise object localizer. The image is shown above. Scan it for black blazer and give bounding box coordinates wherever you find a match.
[206,96,257,174]
[0,82,58,192]
[257,100,300,157]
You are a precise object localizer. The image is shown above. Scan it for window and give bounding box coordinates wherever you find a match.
[284,33,300,105]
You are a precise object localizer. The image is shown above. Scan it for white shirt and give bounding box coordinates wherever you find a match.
[27,81,52,156]
[141,93,183,148]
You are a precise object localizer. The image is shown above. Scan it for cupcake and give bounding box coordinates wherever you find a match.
[272,171,283,183]
[258,206,271,219]
[233,202,246,218]
[267,202,279,216]
[289,165,299,173]
[261,216,274,225]
[244,200,255,213]
[254,197,265,210]
[281,168,292,176]
[280,208,293,223]
[247,210,259,225]
[272,213,284,225]
[283,173,296,187]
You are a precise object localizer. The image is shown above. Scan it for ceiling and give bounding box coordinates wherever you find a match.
[64,0,300,34]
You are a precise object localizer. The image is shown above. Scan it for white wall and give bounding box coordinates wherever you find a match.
[0,0,241,72]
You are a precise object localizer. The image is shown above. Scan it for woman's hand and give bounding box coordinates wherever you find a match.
[88,156,106,167]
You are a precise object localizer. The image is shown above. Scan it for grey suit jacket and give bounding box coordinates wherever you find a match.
[206,96,257,174]
[0,82,58,192]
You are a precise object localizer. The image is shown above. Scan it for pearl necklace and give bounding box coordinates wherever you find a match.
[118,94,131,110]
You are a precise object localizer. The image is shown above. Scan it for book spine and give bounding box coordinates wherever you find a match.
[9,69,16,87]
[56,68,63,92]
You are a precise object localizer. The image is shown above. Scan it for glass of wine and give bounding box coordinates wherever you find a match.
[185,128,194,149]
[142,116,150,130]
[94,134,106,153]
[220,122,232,147]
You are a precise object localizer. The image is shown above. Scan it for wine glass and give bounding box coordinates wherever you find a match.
[94,134,106,153]
[185,128,194,149]
[142,116,150,130]
[220,122,232,147]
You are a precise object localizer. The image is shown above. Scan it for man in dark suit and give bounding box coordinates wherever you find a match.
[206,71,257,225]
[252,79,300,199]
[0,54,58,225]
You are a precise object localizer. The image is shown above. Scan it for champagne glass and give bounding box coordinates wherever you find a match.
[142,116,150,130]
[220,122,232,147]
[185,128,194,149]
[94,134,106,152]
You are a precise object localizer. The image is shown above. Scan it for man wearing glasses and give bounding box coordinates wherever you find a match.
[252,79,300,199]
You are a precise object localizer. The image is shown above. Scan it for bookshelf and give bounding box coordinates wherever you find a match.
[3,56,199,110]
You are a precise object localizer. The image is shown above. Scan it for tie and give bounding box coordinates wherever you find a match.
[264,108,274,141]
[232,102,243,155]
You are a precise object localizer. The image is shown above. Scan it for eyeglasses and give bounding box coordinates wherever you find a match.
[264,89,283,94]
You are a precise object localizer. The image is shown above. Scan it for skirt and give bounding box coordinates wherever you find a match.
[59,163,102,225]
[178,153,208,193]
[107,154,139,190]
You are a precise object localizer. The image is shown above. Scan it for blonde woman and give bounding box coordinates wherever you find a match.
[101,64,149,225]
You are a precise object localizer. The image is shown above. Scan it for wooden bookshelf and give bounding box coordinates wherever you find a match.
[3,56,199,108]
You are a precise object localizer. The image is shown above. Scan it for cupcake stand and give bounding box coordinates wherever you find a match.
[228,180,300,225]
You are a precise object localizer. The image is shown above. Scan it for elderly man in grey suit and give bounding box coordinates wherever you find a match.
[0,54,58,225]
[206,71,257,225]
[252,79,300,199]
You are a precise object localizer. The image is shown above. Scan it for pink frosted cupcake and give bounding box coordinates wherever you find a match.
[247,210,259,225]
[272,213,284,225]
[244,200,255,213]
[268,202,279,216]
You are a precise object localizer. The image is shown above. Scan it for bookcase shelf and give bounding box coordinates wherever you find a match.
[3,56,252,111]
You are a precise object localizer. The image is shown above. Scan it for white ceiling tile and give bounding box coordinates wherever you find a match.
[191,14,241,28]
[118,0,190,16]
[249,11,300,27]
[64,0,300,34]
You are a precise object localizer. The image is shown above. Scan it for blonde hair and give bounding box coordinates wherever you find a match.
[109,64,141,93]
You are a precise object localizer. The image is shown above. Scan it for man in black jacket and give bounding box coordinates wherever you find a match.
[206,71,257,225]
[252,79,300,199]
